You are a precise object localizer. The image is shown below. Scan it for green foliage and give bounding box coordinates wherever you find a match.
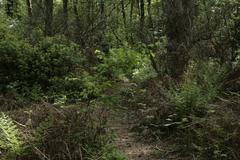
[0,113,23,158]
[11,104,111,160]
[102,146,127,160]
[0,19,110,103]
[158,61,238,159]
[0,22,109,103]
[80,74,103,100]
[22,36,82,90]
[171,80,205,116]
[49,73,109,105]
[0,28,85,101]
[0,1,239,160]
[169,60,227,117]
[97,45,156,81]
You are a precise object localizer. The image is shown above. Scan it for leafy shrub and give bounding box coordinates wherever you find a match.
[48,73,109,105]
[131,60,239,159]
[0,113,24,159]
[169,60,227,117]
[0,29,109,103]
[97,45,155,81]
[9,103,111,160]
[0,30,84,101]
[174,99,240,160]
[102,147,127,160]
[21,36,82,90]
[170,80,206,116]
[161,61,237,159]
[0,33,32,91]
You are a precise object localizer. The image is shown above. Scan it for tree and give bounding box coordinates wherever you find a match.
[120,0,126,28]
[44,0,53,36]
[165,0,195,79]
[147,0,153,28]
[26,0,33,18]
[6,0,14,17]
[63,0,69,36]
[73,0,82,44]
[139,0,145,41]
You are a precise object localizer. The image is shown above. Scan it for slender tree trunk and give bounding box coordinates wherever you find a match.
[100,0,105,16]
[87,0,91,26]
[139,0,145,41]
[73,0,80,26]
[63,0,69,36]
[130,0,134,25]
[165,0,195,79]
[99,0,109,53]
[129,0,134,43]
[121,0,126,28]
[147,0,153,28]
[26,0,33,22]
[137,0,140,17]
[44,0,53,36]
[99,0,106,31]
[73,0,82,44]
[85,0,95,46]
[6,0,14,17]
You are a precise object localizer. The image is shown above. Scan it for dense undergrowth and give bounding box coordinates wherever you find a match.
[0,14,154,159]
[0,15,154,104]
[1,1,240,159]
[125,60,240,160]
[1,25,240,158]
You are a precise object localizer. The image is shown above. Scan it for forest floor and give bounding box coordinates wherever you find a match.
[107,82,162,160]
[109,107,160,160]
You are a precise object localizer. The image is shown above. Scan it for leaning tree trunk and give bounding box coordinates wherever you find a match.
[165,0,195,79]
[44,0,53,36]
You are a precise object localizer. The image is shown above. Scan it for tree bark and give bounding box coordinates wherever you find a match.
[147,0,153,28]
[26,0,33,21]
[99,0,106,31]
[100,0,105,16]
[139,0,145,41]
[73,0,84,45]
[121,0,126,28]
[63,0,69,36]
[130,0,134,25]
[6,0,14,17]
[44,0,53,36]
[73,0,80,27]
[165,0,195,79]
[99,0,109,53]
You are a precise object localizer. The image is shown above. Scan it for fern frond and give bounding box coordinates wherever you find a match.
[0,112,23,155]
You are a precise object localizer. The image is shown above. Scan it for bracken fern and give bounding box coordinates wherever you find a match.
[0,113,23,157]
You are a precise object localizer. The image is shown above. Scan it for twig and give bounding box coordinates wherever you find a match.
[33,146,51,160]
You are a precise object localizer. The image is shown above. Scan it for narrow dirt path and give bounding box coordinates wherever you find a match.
[109,108,159,160]
[107,83,160,160]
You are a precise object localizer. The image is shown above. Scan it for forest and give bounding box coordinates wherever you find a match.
[0,0,240,159]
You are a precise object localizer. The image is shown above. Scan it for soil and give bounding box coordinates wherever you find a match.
[107,83,162,160]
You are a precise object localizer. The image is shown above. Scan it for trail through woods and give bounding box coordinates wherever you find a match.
[107,83,160,160]
[109,107,159,160]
